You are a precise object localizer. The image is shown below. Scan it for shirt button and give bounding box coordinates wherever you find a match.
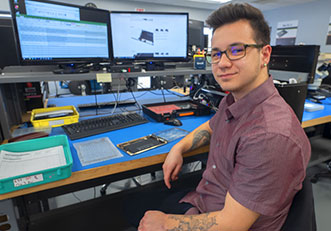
[216,142,220,147]
[212,165,216,169]
[205,181,209,185]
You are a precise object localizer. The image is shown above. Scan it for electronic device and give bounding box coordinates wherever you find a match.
[9,0,111,73]
[188,19,204,52]
[137,76,152,90]
[312,95,326,100]
[117,134,168,156]
[0,14,20,69]
[110,11,188,66]
[275,82,308,122]
[77,99,136,110]
[269,45,320,84]
[189,74,225,109]
[109,64,142,73]
[62,112,148,140]
[164,118,182,126]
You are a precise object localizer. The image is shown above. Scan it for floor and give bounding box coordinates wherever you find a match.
[1,82,331,230]
[308,163,331,231]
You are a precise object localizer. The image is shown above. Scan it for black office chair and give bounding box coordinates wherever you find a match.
[310,123,331,184]
[310,160,331,183]
[281,177,317,231]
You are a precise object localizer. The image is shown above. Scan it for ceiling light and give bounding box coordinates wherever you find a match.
[208,0,232,3]
[188,0,232,4]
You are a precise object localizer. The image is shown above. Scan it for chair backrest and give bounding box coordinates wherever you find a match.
[281,177,317,231]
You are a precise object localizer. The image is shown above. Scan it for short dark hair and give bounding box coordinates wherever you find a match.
[206,3,270,45]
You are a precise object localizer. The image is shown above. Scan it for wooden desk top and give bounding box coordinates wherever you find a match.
[301,115,331,128]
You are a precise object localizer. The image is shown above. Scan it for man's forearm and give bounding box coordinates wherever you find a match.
[189,129,211,151]
[174,121,212,153]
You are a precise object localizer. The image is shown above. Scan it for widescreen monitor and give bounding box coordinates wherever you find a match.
[110,11,188,62]
[9,0,111,65]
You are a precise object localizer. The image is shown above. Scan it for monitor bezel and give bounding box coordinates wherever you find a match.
[9,0,112,65]
[109,11,189,63]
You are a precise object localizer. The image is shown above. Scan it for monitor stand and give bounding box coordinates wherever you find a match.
[53,64,90,74]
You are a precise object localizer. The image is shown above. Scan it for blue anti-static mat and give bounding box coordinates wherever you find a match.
[48,90,214,172]
[51,114,213,172]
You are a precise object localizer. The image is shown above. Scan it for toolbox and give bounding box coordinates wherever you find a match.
[142,100,211,122]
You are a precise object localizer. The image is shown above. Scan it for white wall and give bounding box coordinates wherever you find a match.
[263,0,331,53]
[0,0,213,22]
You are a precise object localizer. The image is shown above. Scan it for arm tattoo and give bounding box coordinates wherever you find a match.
[189,129,211,151]
[167,213,218,231]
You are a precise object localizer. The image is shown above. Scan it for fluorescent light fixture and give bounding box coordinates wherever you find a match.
[207,0,232,3]
[188,0,232,3]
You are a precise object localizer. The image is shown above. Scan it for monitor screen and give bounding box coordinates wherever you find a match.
[188,19,204,51]
[9,0,111,65]
[110,11,188,62]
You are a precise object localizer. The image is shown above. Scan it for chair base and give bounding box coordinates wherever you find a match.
[310,172,331,183]
[311,161,331,183]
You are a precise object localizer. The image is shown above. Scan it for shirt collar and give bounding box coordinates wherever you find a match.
[224,76,277,121]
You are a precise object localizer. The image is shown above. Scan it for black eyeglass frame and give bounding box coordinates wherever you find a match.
[206,43,264,64]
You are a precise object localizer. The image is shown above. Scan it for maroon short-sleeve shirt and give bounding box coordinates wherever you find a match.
[181,77,311,230]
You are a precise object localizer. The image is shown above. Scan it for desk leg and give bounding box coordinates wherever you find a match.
[13,195,50,230]
[14,196,30,231]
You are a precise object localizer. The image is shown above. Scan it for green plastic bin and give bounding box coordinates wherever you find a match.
[0,135,73,194]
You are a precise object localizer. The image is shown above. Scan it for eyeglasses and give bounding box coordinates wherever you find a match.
[206,43,264,64]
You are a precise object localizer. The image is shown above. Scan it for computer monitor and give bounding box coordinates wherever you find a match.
[9,0,111,67]
[188,19,204,51]
[0,13,19,69]
[110,11,188,63]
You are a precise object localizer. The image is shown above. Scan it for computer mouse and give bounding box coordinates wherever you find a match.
[164,118,182,126]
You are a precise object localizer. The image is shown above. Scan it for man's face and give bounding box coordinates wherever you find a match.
[211,20,270,100]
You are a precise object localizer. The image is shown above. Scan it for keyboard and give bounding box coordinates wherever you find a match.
[78,100,136,110]
[62,112,148,140]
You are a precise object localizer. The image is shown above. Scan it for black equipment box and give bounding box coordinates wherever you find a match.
[269,45,320,84]
[275,82,308,123]
[109,64,142,73]
[142,100,211,122]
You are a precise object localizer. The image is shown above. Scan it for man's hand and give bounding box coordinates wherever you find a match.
[138,210,167,231]
[163,146,183,189]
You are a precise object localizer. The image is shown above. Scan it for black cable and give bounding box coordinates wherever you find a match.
[93,80,99,115]
[129,89,142,110]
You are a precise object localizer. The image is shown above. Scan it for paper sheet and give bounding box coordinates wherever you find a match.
[0,146,66,180]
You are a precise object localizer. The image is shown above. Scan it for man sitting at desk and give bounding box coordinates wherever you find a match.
[137,3,311,231]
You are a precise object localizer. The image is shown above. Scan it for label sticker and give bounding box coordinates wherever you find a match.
[13,174,44,187]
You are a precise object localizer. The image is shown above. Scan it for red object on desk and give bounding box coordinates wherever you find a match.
[8,131,49,143]
[147,104,181,114]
